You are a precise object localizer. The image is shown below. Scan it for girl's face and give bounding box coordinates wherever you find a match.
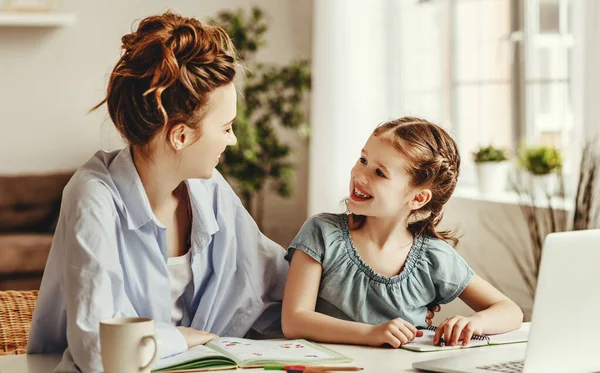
[179,83,238,179]
[347,134,416,219]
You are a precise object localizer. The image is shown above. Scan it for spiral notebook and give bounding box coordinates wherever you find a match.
[401,323,530,352]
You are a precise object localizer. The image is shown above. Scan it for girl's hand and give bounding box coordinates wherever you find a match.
[433,314,484,346]
[366,318,424,348]
[426,304,441,326]
[176,326,219,348]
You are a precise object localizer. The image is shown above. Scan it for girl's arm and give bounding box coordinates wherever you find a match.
[282,250,422,347]
[433,274,524,346]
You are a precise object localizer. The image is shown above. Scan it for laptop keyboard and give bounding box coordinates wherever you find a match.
[476,360,524,372]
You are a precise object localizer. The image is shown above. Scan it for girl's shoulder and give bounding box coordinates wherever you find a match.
[417,235,466,268]
[420,235,457,258]
[299,212,347,237]
[417,235,473,278]
[308,212,346,225]
[416,235,474,305]
[287,213,348,264]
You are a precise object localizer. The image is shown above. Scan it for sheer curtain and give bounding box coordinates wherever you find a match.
[308,0,391,215]
[308,0,599,216]
[578,0,600,140]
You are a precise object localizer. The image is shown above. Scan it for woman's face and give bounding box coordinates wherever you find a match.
[181,83,237,179]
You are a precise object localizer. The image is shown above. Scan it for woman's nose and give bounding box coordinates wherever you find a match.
[228,133,237,146]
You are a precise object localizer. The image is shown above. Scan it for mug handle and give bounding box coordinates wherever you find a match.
[139,335,160,372]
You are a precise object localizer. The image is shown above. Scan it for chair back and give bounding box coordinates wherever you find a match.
[0,290,38,355]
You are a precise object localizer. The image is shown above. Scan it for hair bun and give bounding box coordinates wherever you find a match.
[170,24,202,66]
[92,11,237,148]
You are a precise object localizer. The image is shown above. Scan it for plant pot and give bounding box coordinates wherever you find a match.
[529,173,557,200]
[475,161,510,194]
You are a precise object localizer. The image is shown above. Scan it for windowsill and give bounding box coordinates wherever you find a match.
[452,185,574,211]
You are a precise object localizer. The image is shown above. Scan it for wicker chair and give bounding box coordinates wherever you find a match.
[0,290,38,355]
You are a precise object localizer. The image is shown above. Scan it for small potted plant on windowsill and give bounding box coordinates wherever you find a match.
[518,146,563,199]
[473,145,510,194]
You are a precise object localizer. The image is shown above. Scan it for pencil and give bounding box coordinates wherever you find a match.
[437,337,446,347]
[263,366,363,372]
[303,367,364,372]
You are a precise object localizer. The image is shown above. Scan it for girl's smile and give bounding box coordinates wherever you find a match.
[350,183,373,201]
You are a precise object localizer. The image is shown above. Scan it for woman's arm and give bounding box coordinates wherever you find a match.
[282,250,421,347]
[433,274,524,346]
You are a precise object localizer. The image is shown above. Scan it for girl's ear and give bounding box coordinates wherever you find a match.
[408,189,432,210]
[168,123,189,151]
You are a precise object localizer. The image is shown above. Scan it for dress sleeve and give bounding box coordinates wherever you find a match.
[425,239,475,305]
[285,214,328,265]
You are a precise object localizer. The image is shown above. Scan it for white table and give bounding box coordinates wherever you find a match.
[0,343,527,373]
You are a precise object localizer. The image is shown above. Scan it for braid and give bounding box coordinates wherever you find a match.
[374,117,462,247]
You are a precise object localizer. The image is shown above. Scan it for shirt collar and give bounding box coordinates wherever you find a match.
[109,147,220,238]
[186,178,220,240]
[109,147,156,230]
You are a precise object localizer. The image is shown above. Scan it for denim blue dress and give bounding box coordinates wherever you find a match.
[285,213,474,327]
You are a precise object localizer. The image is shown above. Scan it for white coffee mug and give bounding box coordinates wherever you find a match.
[99,317,161,373]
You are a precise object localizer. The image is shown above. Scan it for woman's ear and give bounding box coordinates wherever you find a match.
[408,189,432,210]
[168,123,189,151]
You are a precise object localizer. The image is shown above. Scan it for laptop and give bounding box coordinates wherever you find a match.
[413,229,600,373]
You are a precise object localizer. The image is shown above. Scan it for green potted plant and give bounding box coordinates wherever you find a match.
[211,8,311,230]
[518,146,563,198]
[473,145,510,194]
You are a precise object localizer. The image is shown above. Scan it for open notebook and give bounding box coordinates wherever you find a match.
[152,338,352,372]
[401,323,530,352]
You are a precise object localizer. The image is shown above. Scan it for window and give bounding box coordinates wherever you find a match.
[390,0,574,185]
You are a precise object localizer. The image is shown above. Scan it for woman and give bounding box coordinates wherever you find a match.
[27,12,287,372]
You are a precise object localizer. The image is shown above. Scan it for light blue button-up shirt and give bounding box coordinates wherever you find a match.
[27,147,288,372]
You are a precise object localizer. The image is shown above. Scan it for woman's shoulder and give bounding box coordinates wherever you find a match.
[62,150,123,215]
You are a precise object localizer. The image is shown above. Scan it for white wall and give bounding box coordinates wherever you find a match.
[0,0,312,246]
[432,197,537,322]
[308,0,389,216]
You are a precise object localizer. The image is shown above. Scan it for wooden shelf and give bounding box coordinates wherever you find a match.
[0,11,76,27]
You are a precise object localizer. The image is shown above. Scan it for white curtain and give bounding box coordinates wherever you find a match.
[308,0,391,215]
[573,0,600,143]
[582,0,600,140]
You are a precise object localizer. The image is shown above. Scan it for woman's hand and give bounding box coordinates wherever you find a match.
[433,314,484,347]
[426,304,441,326]
[176,326,219,349]
[365,318,423,348]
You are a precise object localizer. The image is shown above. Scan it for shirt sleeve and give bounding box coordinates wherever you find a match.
[285,214,328,264]
[426,239,475,305]
[61,182,187,372]
[200,170,289,338]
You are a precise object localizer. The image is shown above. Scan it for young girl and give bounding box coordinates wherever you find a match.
[282,117,523,348]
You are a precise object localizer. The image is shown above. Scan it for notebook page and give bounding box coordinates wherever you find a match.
[402,329,489,352]
[153,344,233,371]
[208,338,337,363]
[402,324,530,352]
[487,325,530,345]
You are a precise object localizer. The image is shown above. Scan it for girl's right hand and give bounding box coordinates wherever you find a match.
[176,326,219,349]
[366,318,423,348]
